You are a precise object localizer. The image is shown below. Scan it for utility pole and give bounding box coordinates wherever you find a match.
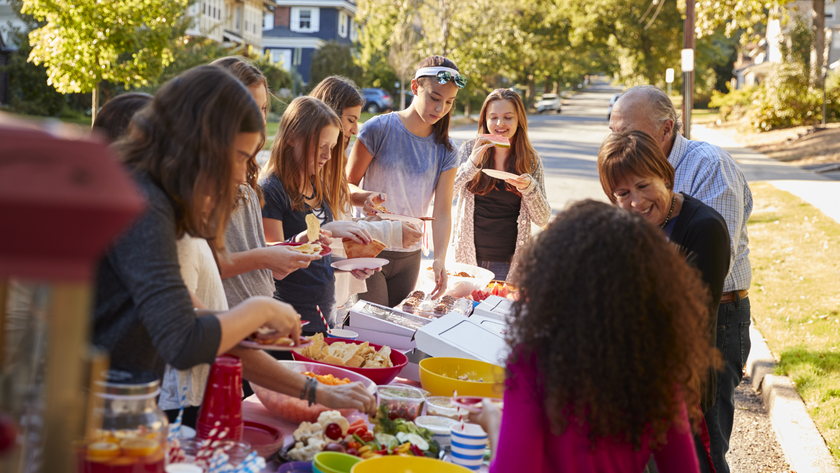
[682,0,695,140]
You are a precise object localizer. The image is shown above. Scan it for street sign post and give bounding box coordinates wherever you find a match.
[666,68,674,96]
[681,48,694,140]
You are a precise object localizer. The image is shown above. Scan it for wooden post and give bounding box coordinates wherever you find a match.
[683,0,695,140]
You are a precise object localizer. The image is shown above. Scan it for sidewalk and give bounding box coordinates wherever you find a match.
[693,125,840,225]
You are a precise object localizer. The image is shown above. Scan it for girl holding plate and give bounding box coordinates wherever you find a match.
[347,56,463,306]
[450,89,550,281]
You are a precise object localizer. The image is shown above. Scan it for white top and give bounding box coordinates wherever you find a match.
[159,236,229,410]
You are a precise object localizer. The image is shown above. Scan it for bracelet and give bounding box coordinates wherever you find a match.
[308,380,318,407]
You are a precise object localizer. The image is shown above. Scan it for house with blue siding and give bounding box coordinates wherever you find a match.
[262,0,357,84]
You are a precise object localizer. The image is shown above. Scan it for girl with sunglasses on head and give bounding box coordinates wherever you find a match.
[346,56,465,306]
[451,89,550,282]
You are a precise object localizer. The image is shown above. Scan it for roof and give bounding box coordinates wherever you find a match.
[262,26,313,38]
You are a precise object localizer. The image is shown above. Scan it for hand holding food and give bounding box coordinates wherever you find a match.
[264,244,320,280]
[363,192,387,217]
[255,298,302,347]
[350,268,378,281]
[469,136,495,165]
[318,383,378,417]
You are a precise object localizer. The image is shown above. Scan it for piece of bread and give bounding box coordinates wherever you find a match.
[343,238,386,259]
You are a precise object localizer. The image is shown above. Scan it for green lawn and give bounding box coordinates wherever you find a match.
[748,183,840,461]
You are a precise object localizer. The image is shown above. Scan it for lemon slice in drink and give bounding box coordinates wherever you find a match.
[120,437,159,457]
[86,441,120,461]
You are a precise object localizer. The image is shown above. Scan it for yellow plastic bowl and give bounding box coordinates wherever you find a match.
[419,357,505,398]
[351,455,474,473]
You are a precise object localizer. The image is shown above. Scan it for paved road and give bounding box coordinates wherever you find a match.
[451,82,620,213]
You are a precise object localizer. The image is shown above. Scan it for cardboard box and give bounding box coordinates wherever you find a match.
[468,315,508,337]
[347,300,430,337]
[344,325,416,351]
[471,296,513,322]
[414,313,509,366]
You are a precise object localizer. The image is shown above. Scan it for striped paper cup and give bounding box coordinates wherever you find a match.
[450,423,487,471]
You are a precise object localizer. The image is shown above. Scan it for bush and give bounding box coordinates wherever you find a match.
[747,61,822,131]
[309,42,363,91]
[709,84,756,121]
[1,27,65,116]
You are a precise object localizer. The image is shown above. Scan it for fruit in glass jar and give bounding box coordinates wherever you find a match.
[119,438,158,457]
[324,422,343,440]
[86,442,120,461]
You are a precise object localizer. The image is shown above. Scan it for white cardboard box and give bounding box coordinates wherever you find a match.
[344,325,416,351]
[347,300,427,337]
[472,296,514,322]
[414,313,509,366]
[468,315,508,337]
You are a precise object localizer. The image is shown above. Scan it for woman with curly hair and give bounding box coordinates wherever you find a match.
[474,200,719,472]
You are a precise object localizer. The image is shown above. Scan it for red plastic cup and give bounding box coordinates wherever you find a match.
[196,355,243,441]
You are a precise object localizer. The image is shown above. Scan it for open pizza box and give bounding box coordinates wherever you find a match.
[414,313,509,366]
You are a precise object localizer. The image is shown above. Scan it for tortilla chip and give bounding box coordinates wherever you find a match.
[322,355,345,366]
[343,238,386,259]
[305,214,320,243]
[346,355,365,368]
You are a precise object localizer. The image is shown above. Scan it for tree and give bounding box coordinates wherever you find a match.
[22,0,190,122]
[309,41,364,90]
[388,22,420,110]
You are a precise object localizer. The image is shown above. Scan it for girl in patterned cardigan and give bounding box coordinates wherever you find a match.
[451,89,551,281]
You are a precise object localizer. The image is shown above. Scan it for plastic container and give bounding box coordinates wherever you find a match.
[424,396,463,420]
[326,329,359,340]
[251,360,376,424]
[292,338,408,385]
[376,384,425,421]
[76,370,168,473]
[419,357,504,398]
[414,415,459,447]
[449,423,488,471]
[425,262,494,298]
[313,451,361,473]
[350,455,473,473]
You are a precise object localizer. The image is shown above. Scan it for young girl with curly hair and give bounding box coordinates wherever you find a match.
[451,89,551,281]
[474,199,719,473]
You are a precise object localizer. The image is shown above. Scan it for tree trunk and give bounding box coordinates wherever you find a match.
[527,75,536,109]
[543,76,551,94]
[91,84,99,127]
[812,0,826,87]
[464,99,471,118]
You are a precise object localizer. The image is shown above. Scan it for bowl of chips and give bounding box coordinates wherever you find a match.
[292,334,408,385]
[251,360,376,424]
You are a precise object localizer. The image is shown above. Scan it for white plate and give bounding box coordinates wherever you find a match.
[375,211,423,227]
[238,336,313,351]
[481,169,519,180]
[331,257,390,271]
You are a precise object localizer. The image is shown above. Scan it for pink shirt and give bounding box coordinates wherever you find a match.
[488,360,700,473]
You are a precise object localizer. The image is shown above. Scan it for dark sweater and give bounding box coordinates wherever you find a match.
[92,173,222,376]
[670,193,731,411]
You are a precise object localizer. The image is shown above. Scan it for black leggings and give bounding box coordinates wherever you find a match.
[357,250,422,307]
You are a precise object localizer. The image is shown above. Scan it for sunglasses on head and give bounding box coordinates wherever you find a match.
[428,70,467,88]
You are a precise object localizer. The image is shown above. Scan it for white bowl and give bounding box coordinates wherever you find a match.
[326,328,358,340]
[427,262,495,298]
[415,415,458,447]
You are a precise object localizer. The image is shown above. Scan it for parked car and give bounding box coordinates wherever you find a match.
[536,93,562,113]
[607,93,622,120]
[362,88,394,113]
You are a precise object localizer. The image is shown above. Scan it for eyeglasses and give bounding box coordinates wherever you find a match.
[429,70,467,88]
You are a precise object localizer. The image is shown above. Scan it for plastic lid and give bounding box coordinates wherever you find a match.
[94,369,160,397]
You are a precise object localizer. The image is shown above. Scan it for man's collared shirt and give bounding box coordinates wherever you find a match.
[668,133,752,293]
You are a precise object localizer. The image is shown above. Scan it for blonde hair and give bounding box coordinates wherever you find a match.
[263,96,347,217]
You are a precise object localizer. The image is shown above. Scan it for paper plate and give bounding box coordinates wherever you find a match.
[238,336,313,351]
[374,212,423,227]
[270,241,332,256]
[242,419,285,458]
[481,169,519,180]
[331,258,390,271]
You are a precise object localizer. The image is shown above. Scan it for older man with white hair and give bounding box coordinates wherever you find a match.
[610,85,752,473]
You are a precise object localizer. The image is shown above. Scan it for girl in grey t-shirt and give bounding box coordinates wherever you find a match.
[347,55,465,306]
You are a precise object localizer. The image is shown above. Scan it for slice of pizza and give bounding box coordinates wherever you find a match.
[342,238,386,259]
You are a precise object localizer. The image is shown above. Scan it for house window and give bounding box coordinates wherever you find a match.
[264,11,273,30]
[826,4,836,20]
[299,9,311,29]
[293,47,302,66]
[834,33,840,49]
[339,12,348,38]
[290,7,319,32]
